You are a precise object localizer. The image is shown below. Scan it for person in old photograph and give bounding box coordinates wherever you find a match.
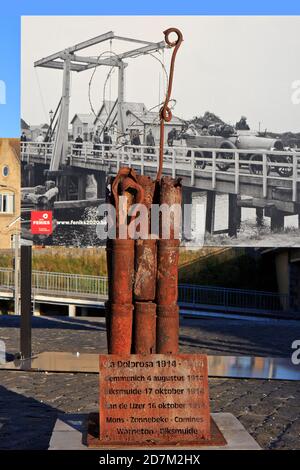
[146,128,155,155]
[201,125,209,136]
[131,130,141,153]
[74,134,83,156]
[167,127,177,146]
[103,128,112,154]
[93,130,101,157]
[236,115,250,131]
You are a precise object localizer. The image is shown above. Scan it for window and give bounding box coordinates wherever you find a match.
[2,165,9,177]
[0,193,15,214]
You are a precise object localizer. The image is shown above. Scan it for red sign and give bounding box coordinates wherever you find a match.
[31,211,53,235]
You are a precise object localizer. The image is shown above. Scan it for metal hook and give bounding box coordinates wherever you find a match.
[156,28,183,181]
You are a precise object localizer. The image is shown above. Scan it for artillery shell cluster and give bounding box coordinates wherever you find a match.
[106,170,182,355]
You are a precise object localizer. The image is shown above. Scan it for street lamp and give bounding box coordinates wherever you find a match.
[49,109,54,137]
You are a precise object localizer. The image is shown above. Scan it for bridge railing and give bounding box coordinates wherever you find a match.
[0,267,290,313]
[0,268,14,289]
[68,141,300,202]
[32,270,108,298]
[178,284,290,313]
[21,141,54,163]
[21,141,300,202]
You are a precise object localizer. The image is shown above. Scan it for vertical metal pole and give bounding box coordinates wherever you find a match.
[234,151,239,194]
[20,245,32,359]
[228,193,239,238]
[205,190,216,234]
[262,153,268,198]
[117,61,125,138]
[14,232,20,315]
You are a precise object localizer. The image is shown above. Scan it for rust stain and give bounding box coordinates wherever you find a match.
[134,240,157,301]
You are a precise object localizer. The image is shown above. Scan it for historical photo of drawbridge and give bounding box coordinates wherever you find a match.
[21,16,300,247]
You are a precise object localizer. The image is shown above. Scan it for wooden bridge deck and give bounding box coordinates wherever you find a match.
[21,142,300,214]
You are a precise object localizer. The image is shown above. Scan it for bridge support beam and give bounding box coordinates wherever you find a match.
[68,304,76,317]
[205,191,216,234]
[181,188,193,240]
[270,208,285,232]
[256,207,264,227]
[33,303,40,316]
[95,172,106,199]
[50,56,71,171]
[289,261,300,312]
[275,250,290,311]
[78,174,87,200]
[228,194,240,238]
[24,164,35,187]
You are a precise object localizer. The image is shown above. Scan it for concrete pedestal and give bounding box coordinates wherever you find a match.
[48,413,261,450]
[68,305,76,317]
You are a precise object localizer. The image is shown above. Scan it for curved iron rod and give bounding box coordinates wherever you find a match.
[156,28,183,181]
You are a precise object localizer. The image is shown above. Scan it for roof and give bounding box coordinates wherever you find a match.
[70,113,95,125]
[127,110,184,126]
[21,118,30,130]
[94,101,183,127]
[9,138,20,161]
[94,101,147,125]
[0,138,20,162]
[29,124,49,131]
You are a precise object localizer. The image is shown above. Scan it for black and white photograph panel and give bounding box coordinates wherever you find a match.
[21,16,300,247]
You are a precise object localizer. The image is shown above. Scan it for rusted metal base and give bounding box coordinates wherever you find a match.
[86,413,227,448]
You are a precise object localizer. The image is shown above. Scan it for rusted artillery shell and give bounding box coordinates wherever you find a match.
[111,239,134,304]
[159,176,182,240]
[156,239,180,305]
[109,303,133,354]
[156,304,179,354]
[133,302,156,354]
[160,176,182,205]
[136,174,156,211]
[134,239,157,301]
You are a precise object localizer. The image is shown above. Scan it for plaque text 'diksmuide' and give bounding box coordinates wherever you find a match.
[99,354,211,445]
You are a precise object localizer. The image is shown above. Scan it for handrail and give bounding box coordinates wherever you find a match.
[0,267,290,312]
[21,141,300,203]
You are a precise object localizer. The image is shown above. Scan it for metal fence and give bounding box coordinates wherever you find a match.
[0,267,289,313]
[178,284,289,313]
[32,271,108,298]
[0,268,14,289]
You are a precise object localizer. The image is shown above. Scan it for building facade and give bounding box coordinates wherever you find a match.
[0,139,20,249]
[70,114,94,141]
[94,101,184,144]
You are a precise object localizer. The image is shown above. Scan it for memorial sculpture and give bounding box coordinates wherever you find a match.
[106,28,183,357]
[88,27,225,448]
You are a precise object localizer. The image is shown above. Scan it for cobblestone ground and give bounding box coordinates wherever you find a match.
[0,315,300,450]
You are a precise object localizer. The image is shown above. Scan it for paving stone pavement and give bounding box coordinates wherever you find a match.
[0,314,300,450]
